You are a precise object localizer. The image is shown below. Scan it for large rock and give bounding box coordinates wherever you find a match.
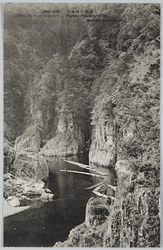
[85,197,109,228]
[54,198,110,248]
[13,152,49,181]
[3,173,23,198]
[7,196,20,207]
[14,124,41,153]
[41,192,54,201]
[89,120,116,167]
[3,173,49,201]
[41,114,84,156]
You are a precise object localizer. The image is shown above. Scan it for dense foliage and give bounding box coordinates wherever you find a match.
[4,3,160,247]
[4,2,160,169]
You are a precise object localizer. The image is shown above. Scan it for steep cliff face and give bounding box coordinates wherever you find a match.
[4,3,160,247]
[104,160,160,248]
[14,124,41,153]
[41,113,84,156]
[55,160,160,248]
[12,124,49,181]
[89,117,116,167]
[55,4,160,248]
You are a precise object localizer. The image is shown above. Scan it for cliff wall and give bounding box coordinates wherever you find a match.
[55,4,160,247]
[4,3,160,247]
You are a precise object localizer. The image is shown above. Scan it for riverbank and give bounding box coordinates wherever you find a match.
[4,155,97,247]
[3,200,30,218]
[54,159,160,248]
[3,172,54,218]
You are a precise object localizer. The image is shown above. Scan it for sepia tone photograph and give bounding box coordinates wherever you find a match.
[3,2,160,247]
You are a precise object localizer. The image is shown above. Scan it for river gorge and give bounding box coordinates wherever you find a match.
[3,3,160,248]
[4,154,116,247]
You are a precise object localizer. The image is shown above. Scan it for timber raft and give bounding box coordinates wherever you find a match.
[61,160,117,200]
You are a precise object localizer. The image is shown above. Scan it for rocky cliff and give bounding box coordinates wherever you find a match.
[41,113,84,156]
[4,3,160,247]
[55,3,160,248]
[55,159,160,248]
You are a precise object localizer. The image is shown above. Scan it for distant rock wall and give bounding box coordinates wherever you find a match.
[89,119,116,167]
[14,124,41,153]
[41,114,85,156]
[55,4,160,245]
[9,124,49,182]
[4,135,49,201]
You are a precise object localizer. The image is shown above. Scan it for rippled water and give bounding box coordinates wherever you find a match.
[4,154,116,247]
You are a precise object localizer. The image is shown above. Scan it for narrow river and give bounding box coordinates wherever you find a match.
[4,154,116,247]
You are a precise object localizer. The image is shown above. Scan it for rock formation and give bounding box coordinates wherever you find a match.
[4,3,160,247]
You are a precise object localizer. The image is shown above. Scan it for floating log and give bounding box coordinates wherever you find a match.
[60,170,105,179]
[85,181,105,190]
[63,160,108,176]
[92,185,115,200]
[92,190,115,200]
[106,184,117,192]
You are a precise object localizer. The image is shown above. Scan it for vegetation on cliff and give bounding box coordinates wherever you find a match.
[4,3,160,247]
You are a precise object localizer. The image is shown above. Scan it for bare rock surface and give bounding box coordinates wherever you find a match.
[14,124,41,153]
[41,114,84,156]
[13,152,49,181]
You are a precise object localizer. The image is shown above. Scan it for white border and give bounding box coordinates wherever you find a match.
[0,1,162,250]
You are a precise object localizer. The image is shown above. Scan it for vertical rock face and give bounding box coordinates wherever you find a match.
[103,160,160,248]
[4,125,49,192]
[12,124,49,181]
[41,113,84,156]
[56,4,160,247]
[14,124,41,153]
[89,119,116,167]
[4,3,160,247]
[13,152,49,181]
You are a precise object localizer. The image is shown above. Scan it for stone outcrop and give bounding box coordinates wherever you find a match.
[3,131,50,208]
[89,120,116,167]
[3,173,44,199]
[85,197,109,228]
[54,159,160,248]
[13,152,49,181]
[4,3,160,247]
[41,114,84,156]
[14,124,41,153]
[55,197,109,248]
[3,173,54,209]
[7,196,20,207]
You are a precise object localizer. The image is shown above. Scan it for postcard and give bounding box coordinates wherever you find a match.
[3,2,160,247]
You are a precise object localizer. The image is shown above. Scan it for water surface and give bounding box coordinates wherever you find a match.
[4,154,116,247]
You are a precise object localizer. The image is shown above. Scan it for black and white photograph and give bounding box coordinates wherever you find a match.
[3,2,160,247]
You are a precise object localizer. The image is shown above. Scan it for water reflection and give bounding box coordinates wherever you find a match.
[4,154,116,247]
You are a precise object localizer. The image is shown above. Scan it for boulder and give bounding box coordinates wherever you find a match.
[7,196,20,207]
[41,192,54,201]
[85,197,109,228]
[22,180,45,198]
[3,173,47,200]
[14,124,41,153]
[13,152,49,181]
[45,188,51,193]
